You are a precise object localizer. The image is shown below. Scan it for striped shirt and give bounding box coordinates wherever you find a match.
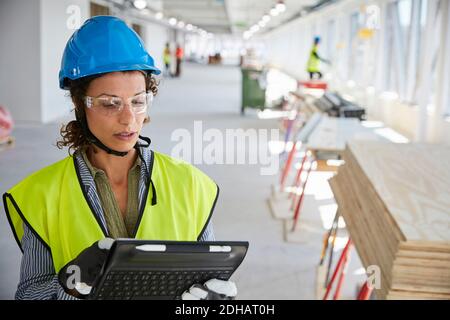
[15,147,215,300]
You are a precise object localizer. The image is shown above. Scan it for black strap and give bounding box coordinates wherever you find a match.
[77,113,128,157]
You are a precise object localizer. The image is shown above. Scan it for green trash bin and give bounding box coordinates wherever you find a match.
[241,68,266,114]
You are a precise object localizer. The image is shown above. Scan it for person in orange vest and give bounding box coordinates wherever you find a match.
[175,44,184,77]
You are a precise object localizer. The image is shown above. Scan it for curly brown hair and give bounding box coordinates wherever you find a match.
[56,72,158,155]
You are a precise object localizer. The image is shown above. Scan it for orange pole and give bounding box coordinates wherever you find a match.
[280,141,298,190]
[291,163,312,232]
[288,152,308,200]
[323,238,352,300]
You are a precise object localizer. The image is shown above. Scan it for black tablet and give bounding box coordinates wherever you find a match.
[88,239,249,300]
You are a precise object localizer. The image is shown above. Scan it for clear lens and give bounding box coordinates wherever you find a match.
[84,93,153,116]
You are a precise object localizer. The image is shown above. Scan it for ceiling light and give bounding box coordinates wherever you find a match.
[169,17,177,25]
[186,24,193,31]
[270,7,279,16]
[250,25,260,32]
[276,1,286,13]
[177,21,185,28]
[155,12,163,20]
[262,15,271,23]
[258,20,266,27]
[133,0,147,10]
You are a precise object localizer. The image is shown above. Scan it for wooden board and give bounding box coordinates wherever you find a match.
[329,141,450,299]
[348,141,450,243]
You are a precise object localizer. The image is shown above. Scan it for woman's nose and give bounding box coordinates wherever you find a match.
[118,103,135,124]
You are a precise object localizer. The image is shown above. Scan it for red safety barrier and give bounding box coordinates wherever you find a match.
[289,152,308,201]
[323,238,352,300]
[291,157,313,231]
[279,141,298,190]
[298,80,328,90]
[356,282,373,300]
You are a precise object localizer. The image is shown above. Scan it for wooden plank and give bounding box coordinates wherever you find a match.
[347,141,450,243]
[330,141,450,299]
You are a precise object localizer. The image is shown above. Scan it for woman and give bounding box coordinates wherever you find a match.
[3,16,235,300]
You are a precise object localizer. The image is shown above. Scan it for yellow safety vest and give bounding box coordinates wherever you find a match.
[307,45,320,72]
[3,151,218,273]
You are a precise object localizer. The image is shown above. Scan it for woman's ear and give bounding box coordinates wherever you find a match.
[143,116,151,124]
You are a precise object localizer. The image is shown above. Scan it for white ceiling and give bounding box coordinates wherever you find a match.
[225,0,317,34]
[107,0,323,35]
[158,0,320,34]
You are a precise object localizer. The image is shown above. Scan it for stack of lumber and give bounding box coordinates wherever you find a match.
[329,140,450,299]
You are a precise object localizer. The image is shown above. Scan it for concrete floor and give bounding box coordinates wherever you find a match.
[0,62,364,299]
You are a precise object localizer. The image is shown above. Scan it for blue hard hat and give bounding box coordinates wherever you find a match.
[59,16,161,90]
[314,36,321,43]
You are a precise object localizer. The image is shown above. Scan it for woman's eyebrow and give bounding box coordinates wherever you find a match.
[133,90,146,96]
[94,90,146,98]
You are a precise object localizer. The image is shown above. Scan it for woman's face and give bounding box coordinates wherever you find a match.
[85,71,147,153]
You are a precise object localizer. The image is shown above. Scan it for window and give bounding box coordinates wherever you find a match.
[90,2,110,17]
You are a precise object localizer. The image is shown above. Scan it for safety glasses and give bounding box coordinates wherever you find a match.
[84,92,153,116]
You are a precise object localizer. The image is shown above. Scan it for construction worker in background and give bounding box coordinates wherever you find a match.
[3,16,237,300]
[306,36,330,80]
[175,43,184,77]
[163,42,172,77]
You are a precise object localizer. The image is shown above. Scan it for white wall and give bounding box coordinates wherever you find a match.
[0,0,41,122]
[143,22,169,72]
[40,0,90,123]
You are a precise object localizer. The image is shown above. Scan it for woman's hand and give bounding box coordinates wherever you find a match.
[58,238,115,298]
[181,279,237,300]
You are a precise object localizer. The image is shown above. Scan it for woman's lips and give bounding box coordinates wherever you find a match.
[113,132,137,141]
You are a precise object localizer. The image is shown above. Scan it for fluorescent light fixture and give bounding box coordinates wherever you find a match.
[133,0,147,10]
[258,20,266,27]
[177,21,185,28]
[168,17,177,25]
[186,24,193,31]
[155,12,163,20]
[270,7,279,16]
[262,14,271,23]
[250,24,260,32]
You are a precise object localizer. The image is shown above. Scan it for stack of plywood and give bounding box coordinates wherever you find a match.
[329,140,450,299]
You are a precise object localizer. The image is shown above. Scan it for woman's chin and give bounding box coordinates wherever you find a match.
[108,138,138,152]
